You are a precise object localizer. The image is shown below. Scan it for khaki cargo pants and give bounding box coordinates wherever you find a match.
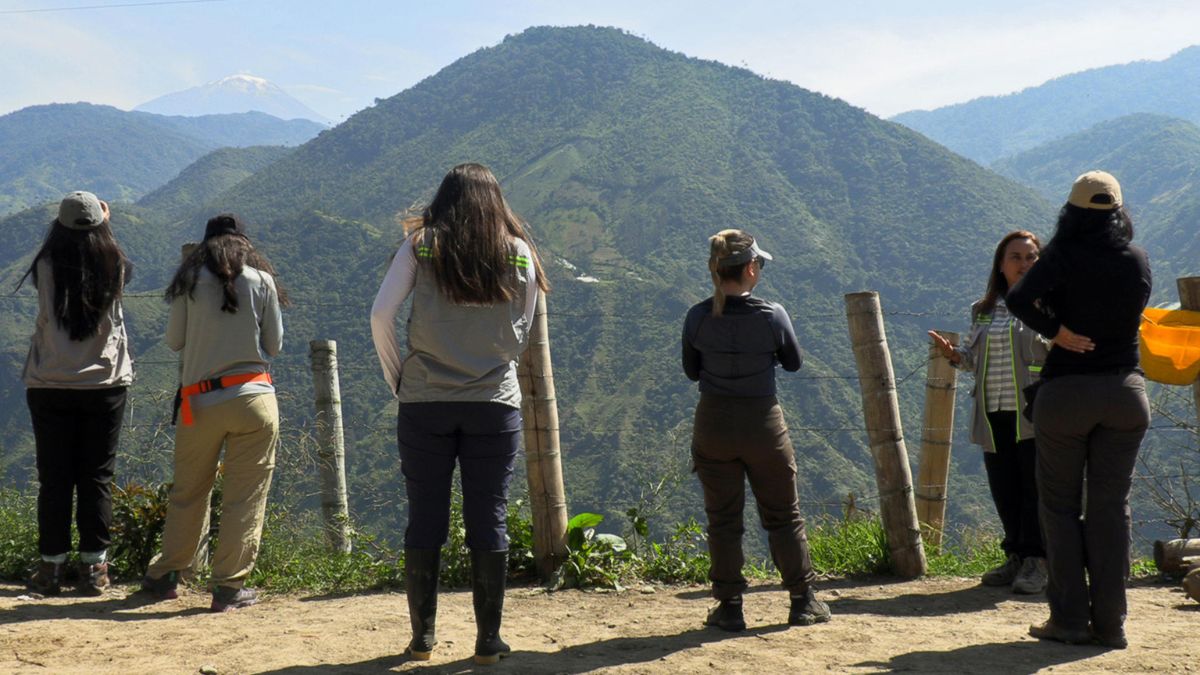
[147,393,279,589]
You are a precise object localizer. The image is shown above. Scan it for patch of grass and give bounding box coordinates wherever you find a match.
[808,516,891,576]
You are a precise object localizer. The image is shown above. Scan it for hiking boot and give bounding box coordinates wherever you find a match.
[211,586,259,612]
[405,548,440,660]
[140,571,179,600]
[981,554,1021,587]
[1093,627,1128,650]
[1029,620,1092,645]
[788,588,832,626]
[27,561,63,596]
[705,596,746,632]
[1011,556,1047,595]
[78,562,110,596]
[471,550,511,665]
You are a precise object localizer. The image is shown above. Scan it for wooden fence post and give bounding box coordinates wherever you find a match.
[1177,277,1200,428]
[844,291,927,578]
[916,330,959,551]
[310,340,351,553]
[517,292,569,581]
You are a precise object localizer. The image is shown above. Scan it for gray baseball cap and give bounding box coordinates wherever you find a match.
[58,191,106,230]
[715,236,773,267]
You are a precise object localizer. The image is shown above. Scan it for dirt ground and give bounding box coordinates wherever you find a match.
[1,576,1196,674]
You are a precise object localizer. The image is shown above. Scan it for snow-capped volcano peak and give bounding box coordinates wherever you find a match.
[214,74,273,92]
[135,74,330,124]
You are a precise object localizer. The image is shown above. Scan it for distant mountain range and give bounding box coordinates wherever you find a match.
[892,46,1200,164]
[0,26,1057,539]
[0,103,324,216]
[993,113,1200,288]
[3,27,1192,544]
[136,74,331,125]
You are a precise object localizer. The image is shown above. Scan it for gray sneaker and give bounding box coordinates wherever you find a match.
[1012,556,1048,594]
[211,586,259,612]
[981,554,1021,587]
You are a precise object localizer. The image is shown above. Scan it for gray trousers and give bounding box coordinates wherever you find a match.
[1033,372,1149,634]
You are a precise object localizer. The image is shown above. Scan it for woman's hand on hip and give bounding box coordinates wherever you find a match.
[1052,325,1095,353]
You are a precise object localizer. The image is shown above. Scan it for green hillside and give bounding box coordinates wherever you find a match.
[992,113,1200,287]
[893,46,1200,164]
[1,27,1059,545]
[0,104,323,216]
[138,145,295,223]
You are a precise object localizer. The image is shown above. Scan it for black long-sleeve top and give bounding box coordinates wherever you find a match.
[1006,240,1151,379]
[681,294,803,397]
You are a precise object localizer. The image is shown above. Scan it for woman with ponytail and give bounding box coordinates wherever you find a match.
[142,213,286,612]
[681,229,830,632]
[21,191,132,596]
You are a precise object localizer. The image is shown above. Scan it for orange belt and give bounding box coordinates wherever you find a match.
[176,372,273,426]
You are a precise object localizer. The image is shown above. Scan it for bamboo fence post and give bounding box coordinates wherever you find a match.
[844,291,927,578]
[1177,277,1200,427]
[309,340,351,553]
[916,330,959,551]
[517,291,569,581]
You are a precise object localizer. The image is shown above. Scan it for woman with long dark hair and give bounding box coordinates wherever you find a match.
[141,213,286,612]
[928,231,1049,594]
[371,163,549,665]
[681,229,830,632]
[1007,171,1152,649]
[21,191,132,596]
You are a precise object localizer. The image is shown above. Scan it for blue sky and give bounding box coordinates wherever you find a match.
[2,0,1199,121]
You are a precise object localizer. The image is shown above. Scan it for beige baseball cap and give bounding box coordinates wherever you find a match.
[1067,171,1122,210]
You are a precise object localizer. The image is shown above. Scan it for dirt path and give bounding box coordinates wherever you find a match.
[1,577,1196,674]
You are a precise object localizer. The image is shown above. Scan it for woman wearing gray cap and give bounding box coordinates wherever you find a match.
[19,191,133,596]
[141,213,286,613]
[1007,171,1152,649]
[681,229,830,631]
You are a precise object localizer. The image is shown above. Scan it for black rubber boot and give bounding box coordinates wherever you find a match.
[404,548,440,660]
[471,549,511,665]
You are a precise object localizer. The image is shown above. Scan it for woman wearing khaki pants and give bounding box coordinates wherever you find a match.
[141,213,287,612]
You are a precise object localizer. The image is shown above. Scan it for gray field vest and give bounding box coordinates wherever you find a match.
[397,234,532,408]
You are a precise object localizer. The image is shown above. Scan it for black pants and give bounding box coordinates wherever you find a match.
[397,401,521,551]
[983,411,1044,559]
[1033,372,1149,634]
[691,393,815,600]
[27,387,127,557]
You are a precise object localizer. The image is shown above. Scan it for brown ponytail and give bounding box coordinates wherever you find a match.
[707,229,755,317]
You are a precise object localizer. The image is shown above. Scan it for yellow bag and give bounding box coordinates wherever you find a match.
[1140,307,1200,385]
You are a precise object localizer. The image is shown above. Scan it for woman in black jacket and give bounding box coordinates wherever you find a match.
[681,229,830,632]
[1007,171,1152,650]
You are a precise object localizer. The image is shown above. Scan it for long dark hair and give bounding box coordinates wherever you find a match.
[975,230,1041,319]
[1048,203,1134,250]
[409,163,549,305]
[17,220,130,340]
[165,234,289,312]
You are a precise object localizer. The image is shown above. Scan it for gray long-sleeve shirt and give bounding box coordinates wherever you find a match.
[681,294,803,397]
[167,265,282,407]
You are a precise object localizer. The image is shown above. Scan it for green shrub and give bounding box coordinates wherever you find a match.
[0,490,37,580]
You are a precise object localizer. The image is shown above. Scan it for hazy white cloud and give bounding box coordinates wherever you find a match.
[688,2,1200,116]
